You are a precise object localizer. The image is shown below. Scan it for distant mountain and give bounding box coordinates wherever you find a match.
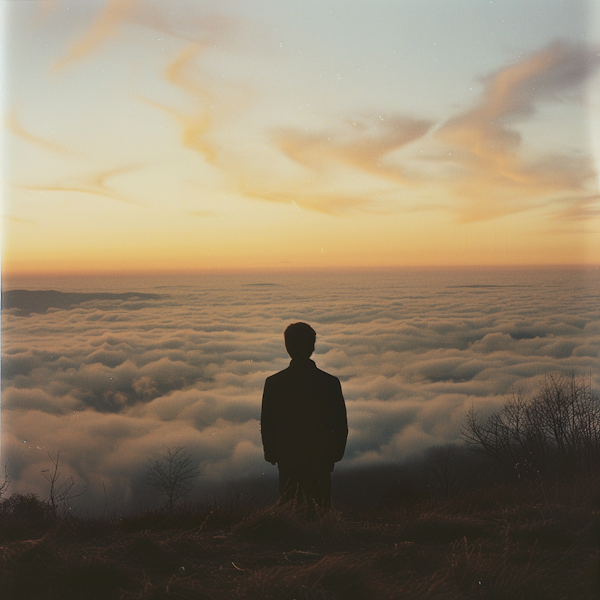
[2,289,163,316]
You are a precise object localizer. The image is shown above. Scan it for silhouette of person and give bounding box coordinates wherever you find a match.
[261,322,348,508]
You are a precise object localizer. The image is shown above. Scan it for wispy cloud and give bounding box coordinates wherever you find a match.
[231,42,599,220]
[138,9,235,46]
[6,110,71,154]
[20,164,145,205]
[551,194,600,221]
[436,41,600,221]
[3,215,35,224]
[273,115,432,184]
[188,209,214,218]
[545,194,600,233]
[31,2,239,215]
[37,1,600,223]
[229,114,431,215]
[238,187,382,216]
[51,0,235,71]
[52,0,138,71]
[241,42,599,220]
[138,44,219,164]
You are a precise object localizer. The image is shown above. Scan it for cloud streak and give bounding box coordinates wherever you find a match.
[436,41,600,221]
[549,194,600,223]
[49,1,237,175]
[225,42,599,219]
[230,115,432,214]
[6,110,71,155]
[237,187,384,216]
[137,44,219,165]
[52,0,138,71]
[20,164,146,205]
[273,115,432,184]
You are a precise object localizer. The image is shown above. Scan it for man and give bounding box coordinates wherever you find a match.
[260,322,348,507]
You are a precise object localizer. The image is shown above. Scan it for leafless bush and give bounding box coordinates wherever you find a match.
[0,462,9,499]
[424,443,473,497]
[145,446,201,513]
[41,451,87,518]
[462,372,600,479]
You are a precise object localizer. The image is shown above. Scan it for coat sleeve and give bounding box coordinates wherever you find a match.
[260,377,277,465]
[330,378,348,463]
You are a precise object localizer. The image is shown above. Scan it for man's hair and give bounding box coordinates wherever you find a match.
[284,322,316,359]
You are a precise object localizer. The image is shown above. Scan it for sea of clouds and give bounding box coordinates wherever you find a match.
[2,268,599,512]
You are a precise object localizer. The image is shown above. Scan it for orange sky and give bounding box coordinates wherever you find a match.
[3,0,600,275]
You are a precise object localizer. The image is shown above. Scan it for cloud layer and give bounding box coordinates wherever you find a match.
[2,268,598,512]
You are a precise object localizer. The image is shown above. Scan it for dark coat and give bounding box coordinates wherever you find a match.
[261,359,348,474]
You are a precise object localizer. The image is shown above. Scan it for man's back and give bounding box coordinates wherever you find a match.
[261,358,347,475]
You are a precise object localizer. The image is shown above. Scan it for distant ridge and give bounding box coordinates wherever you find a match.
[2,289,163,316]
[447,284,524,288]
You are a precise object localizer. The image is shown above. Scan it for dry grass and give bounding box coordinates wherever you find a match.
[0,481,598,599]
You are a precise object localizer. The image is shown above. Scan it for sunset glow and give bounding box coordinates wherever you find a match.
[3,0,600,275]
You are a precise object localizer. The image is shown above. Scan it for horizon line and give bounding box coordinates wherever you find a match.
[3,263,599,280]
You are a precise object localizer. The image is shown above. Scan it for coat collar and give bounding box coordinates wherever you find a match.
[289,358,316,369]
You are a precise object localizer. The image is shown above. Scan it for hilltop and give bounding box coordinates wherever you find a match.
[0,476,597,600]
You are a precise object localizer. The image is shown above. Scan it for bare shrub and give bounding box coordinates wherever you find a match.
[0,462,9,499]
[0,493,52,520]
[145,446,201,513]
[41,451,87,518]
[462,372,600,479]
[424,443,473,497]
[0,493,54,540]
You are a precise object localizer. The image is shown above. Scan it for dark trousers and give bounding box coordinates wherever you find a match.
[278,467,332,508]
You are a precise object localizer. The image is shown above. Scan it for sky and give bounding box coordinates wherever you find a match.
[2,0,600,275]
[2,269,598,512]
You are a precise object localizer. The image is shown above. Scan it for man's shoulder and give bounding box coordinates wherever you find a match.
[265,367,291,381]
[313,366,340,384]
[265,369,285,385]
[264,368,290,389]
[266,363,340,384]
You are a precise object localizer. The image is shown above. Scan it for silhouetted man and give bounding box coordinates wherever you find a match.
[261,322,348,507]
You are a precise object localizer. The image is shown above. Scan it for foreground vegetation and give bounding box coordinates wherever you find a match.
[2,373,597,598]
[0,475,598,600]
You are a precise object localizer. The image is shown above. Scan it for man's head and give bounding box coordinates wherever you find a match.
[284,322,316,359]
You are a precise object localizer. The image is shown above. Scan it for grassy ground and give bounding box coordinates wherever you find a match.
[0,480,598,600]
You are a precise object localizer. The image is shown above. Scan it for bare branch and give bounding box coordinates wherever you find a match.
[41,451,87,518]
[0,461,9,499]
[145,446,202,513]
[461,372,600,479]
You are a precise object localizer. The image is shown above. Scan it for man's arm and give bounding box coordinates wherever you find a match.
[260,378,277,465]
[330,378,348,463]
